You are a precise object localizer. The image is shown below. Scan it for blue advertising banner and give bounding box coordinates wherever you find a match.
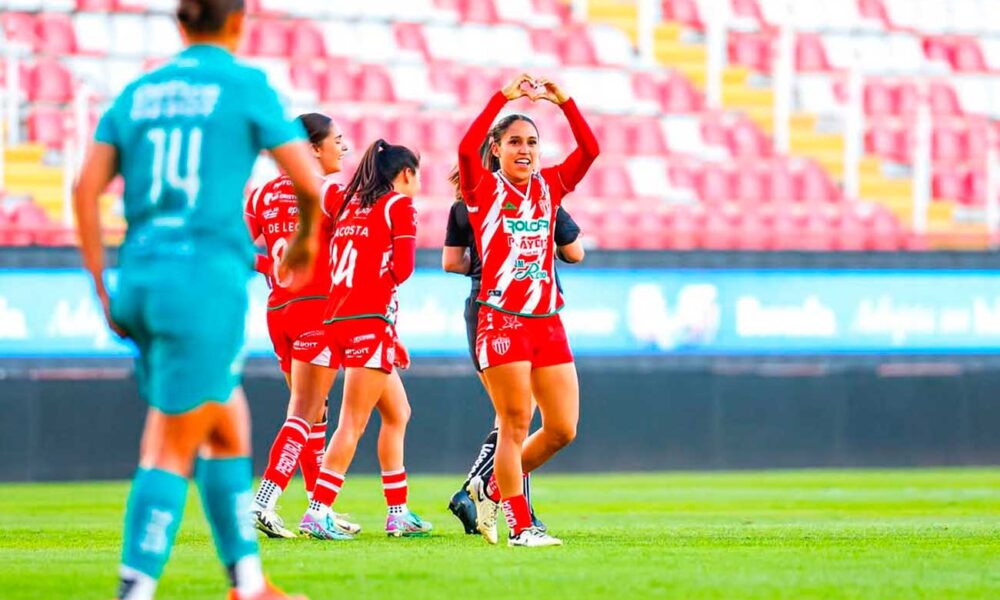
[3,268,1000,357]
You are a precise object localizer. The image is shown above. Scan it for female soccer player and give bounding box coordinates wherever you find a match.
[246,116,415,541]
[298,139,432,540]
[73,1,318,598]
[443,196,585,535]
[456,74,599,547]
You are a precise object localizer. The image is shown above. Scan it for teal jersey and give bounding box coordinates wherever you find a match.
[95,44,304,263]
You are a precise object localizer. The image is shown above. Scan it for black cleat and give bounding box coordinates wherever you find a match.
[448,486,479,535]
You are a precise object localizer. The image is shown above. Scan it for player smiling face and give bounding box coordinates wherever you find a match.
[315,121,348,175]
[491,118,539,185]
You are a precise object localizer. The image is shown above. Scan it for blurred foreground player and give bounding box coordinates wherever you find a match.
[73,1,319,597]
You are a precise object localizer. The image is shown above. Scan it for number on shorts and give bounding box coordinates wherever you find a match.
[147,126,202,209]
[330,239,358,288]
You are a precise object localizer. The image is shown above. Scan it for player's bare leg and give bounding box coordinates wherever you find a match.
[377,371,432,537]
[299,367,388,540]
[253,362,335,539]
[521,363,579,473]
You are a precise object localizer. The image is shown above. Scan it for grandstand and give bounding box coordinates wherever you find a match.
[1,0,998,250]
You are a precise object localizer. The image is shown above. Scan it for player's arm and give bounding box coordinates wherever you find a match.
[244,188,271,275]
[458,74,534,206]
[73,142,127,338]
[442,202,471,274]
[390,196,418,284]
[554,206,585,264]
[271,142,322,282]
[536,78,600,193]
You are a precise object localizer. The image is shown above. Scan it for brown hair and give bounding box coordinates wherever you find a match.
[449,113,538,202]
[342,139,420,216]
[177,0,245,34]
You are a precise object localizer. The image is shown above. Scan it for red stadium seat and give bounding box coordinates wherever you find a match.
[770,212,807,250]
[28,59,74,103]
[895,82,919,116]
[631,117,668,155]
[244,19,290,57]
[354,115,392,151]
[835,211,867,251]
[858,0,892,28]
[928,82,962,116]
[595,118,631,156]
[951,37,988,72]
[289,62,323,97]
[731,0,766,28]
[594,165,634,198]
[863,80,897,116]
[394,23,430,60]
[729,32,772,73]
[932,168,971,204]
[389,114,426,150]
[320,65,356,102]
[36,13,77,56]
[454,68,503,105]
[733,163,769,205]
[662,0,705,30]
[561,27,599,66]
[727,119,772,158]
[662,208,702,250]
[355,64,396,103]
[458,0,500,23]
[796,34,831,72]
[922,36,953,64]
[735,213,770,251]
[865,124,910,163]
[932,124,969,163]
[2,13,37,50]
[697,164,735,203]
[867,212,902,251]
[769,159,801,201]
[663,72,703,112]
[76,0,118,10]
[800,162,839,203]
[533,0,571,24]
[701,209,739,250]
[798,213,836,251]
[967,170,988,206]
[288,21,326,58]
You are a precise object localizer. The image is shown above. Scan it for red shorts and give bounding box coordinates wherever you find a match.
[475,305,573,370]
[267,299,336,374]
[324,318,397,374]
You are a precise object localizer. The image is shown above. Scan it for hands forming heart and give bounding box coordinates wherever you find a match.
[502,73,569,105]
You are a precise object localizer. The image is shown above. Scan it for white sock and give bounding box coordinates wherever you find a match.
[232,555,266,597]
[388,504,408,515]
[253,479,281,511]
[118,566,156,600]
[307,498,328,518]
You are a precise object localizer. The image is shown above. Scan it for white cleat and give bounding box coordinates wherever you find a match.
[252,507,297,539]
[465,476,499,545]
[508,526,562,547]
[332,512,362,535]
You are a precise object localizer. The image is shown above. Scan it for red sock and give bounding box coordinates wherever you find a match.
[312,469,345,507]
[381,469,408,507]
[300,421,326,494]
[501,494,532,536]
[262,416,309,490]
[485,473,502,502]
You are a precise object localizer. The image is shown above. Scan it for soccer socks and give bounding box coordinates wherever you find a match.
[256,416,309,509]
[300,420,327,495]
[466,427,498,484]
[382,469,408,514]
[523,473,532,506]
[485,473,502,503]
[195,457,264,597]
[118,468,188,599]
[501,494,533,536]
[310,469,345,513]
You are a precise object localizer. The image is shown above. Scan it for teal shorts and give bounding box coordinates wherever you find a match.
[111,253,251,415]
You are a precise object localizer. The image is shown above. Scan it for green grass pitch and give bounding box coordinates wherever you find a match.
[1,469,998,599]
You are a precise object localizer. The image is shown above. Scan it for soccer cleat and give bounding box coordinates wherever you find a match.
[465,476,499,545]
[227,580,307,600]
[385,511,433,537]
[529,507,547,533]
[448,486,479,535]
[298,511,355,541]
[332,512,362,535]
[253,507,297,539]
[507,526,562,547]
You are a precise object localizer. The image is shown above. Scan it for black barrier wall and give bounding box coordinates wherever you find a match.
[2,358,999,481]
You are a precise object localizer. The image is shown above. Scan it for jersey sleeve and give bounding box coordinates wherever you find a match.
[554,206,581,246]
[458,91,508,210]
[444,202,471,247]
[388,195,417,239]
[321,179,345,218]
[244,187,263,241]
[93,102,122,148]
[245,69,305,151]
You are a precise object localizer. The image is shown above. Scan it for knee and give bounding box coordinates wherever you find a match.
[497,409,532,441]
[547,421,577,448]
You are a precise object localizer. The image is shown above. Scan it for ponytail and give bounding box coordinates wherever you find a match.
[342,139,419,217]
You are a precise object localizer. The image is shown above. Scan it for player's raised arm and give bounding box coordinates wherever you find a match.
[535,78,600,193]
[458,74,534,204]
[73,142,126,338]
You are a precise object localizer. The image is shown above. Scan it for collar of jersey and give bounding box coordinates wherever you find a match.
[182,44,234,60]
[497,171,533,203]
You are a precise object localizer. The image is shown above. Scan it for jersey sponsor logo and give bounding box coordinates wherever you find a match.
[351,333,376,344]
[292,340,319,351]
[262,207,280,220]
[503,217,550,234]
[487,289,502,298]
[513,259,549,281]
[491,336,511,356]
[346,347,368,360]
[501,315,524,330]
[289,206,299,216]
[130,80,220,121]
[503,201,518,211]
[511,235,546,257]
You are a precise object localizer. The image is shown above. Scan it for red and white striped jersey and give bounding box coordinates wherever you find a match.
[465,168,567,317]
[323,191,417,324]
[245,175,343,309]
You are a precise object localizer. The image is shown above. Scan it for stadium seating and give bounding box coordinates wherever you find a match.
[1,0,998,250]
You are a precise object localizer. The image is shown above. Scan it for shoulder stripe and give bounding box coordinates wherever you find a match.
[319,175,338,218]
[383,192,407,228]
[247,184,266,216]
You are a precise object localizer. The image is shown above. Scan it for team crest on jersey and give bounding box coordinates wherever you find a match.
[491,336,511,356]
